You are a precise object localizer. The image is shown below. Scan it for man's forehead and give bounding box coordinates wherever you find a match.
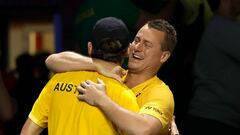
[135,25,150,38]
[136,25,164,45]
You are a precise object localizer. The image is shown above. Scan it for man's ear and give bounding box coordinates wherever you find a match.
[126,43,132,57]
[88,42,93,56]
[160,51,171,63]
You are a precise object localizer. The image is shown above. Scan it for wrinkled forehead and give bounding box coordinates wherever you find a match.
[136,25,165,47]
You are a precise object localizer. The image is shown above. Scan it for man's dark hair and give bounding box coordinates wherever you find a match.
[91,38,128,63]
[147,19,177,53]
[90,17,130,63]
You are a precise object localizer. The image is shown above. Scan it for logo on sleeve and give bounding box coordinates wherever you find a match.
[144,106,163,115]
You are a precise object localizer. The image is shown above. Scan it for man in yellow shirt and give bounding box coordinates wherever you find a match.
[20,17,139,135]
[46,19,178,135]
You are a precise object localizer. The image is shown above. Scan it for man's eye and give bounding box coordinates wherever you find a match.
[145,43,152,48]
[134,38,140,43]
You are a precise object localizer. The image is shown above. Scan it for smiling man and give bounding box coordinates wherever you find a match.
[46,19,177,135]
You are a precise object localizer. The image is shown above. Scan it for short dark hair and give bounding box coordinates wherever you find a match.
[90,17,130,63]
[147,19,177,53]
[91,38,128,63]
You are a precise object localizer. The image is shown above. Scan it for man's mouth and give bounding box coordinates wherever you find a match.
[132,53,143,60]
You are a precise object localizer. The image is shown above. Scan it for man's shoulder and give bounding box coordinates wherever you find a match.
[142,76,172,96]
[102,76,127,90]
[142,76,170,89]
[100,75,134,98]
[53,71,98,78]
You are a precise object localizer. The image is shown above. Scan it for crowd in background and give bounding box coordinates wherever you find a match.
[0,52,50,134]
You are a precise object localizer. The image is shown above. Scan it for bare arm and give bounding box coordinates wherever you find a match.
[45,51,126,82]
[45,51,95,72]
[20,118,44,135]
[78,79,162,135]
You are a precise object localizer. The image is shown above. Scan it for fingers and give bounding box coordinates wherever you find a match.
[85,78,105,85]
[77,86,85,95]
[120,69,127,77]
[77,94,84,101]
[78,79,106,95]
[170,116,181,135]
[117,66,126,77]
[111,66,126,78]
[172,115,176,121]
[85,80,92,86]
[78,80,97,95]
[76,85,89,102]
[76,86,85,101]
[80,80,96,88]
[97,78,104,84]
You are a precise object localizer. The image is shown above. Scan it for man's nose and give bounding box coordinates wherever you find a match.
[133,42,144,52]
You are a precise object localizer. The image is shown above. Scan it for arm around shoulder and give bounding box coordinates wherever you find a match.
[45,51,96,72]
[97,95,163,135]
[45,51,125,81]
[78,80,163,135]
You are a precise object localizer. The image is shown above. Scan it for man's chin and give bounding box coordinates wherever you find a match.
[128,64,141,72]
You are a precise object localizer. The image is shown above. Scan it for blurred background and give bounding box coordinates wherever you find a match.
[0,0,221,134]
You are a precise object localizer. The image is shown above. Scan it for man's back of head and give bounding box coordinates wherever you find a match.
[89,17,130,63]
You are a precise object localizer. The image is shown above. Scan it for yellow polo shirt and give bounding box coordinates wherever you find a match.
[132,76,174,135]
[29,71,139,135]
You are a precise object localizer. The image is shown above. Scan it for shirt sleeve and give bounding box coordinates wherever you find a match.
[138,86,174,128]
[28,76,55,128]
